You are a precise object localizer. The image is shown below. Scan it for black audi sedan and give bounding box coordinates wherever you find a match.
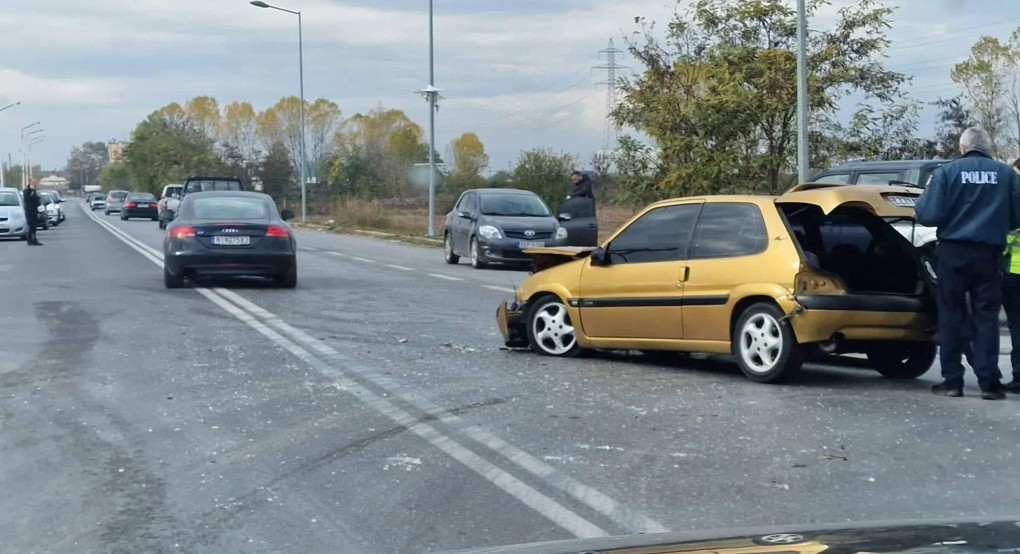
[163,191,297,288]
[120,192,159,221]
[443,188,569,269]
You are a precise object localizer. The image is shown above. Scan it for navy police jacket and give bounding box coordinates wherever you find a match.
[915,150,1020,246]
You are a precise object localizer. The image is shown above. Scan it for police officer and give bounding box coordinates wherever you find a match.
[22,183,42,246]
[915,126,1020,400]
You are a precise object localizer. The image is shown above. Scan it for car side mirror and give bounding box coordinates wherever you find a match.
[590,246,608,266]
[281,209,295,221]
[172,193,180,199]
[458,211,472,220]
[558,213,572,221]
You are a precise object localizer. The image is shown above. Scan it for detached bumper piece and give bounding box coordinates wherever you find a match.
[496,300,528,348]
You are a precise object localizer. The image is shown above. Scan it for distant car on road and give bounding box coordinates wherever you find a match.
[120,192,159,221]
[158,184,183,230]
[37,190,61,226]
[181,176,243,197]
[88,192,106,210]
[104,190,130,215]
[0,187,29,240]
[443,188,569,269]
[163,191,297,289]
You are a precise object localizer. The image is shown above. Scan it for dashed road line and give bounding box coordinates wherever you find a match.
[387,264,414,271]
[429,273,463,281]
[351,256,376,263]
[484,285,517,294]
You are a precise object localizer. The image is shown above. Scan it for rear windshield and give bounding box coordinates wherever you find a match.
[186,180,242,193]
[191,197,269,220]
[109,192,128,200]
[128,193,155,201]
[480,194,550,217]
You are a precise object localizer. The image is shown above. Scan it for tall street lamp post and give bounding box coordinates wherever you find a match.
[251,0,308,223]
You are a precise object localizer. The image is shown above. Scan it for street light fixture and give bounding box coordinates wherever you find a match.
[250,0,308,224]
[0,102,19,113]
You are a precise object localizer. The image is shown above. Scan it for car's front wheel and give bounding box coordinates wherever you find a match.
[733,303,803,383]
[164,266,184,289]
[526,295,580,357]
[444,233,460,264]
[470,237,487,269]
[867,342,936,379]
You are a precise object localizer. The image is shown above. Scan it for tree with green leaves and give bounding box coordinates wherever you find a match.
[511,148,576,210]
[98,162,132,190]
[125,103,223,194]
[615,0,910,197]
[952,31,1020,157]
[65,141,109,191]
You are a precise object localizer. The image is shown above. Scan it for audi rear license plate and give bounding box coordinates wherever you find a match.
[517,240,545,249]
[213,235,251,246]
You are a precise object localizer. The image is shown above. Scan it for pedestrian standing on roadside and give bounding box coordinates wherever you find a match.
[566,170,594,200]
[22,183,42,246]
[915,126,1020,400]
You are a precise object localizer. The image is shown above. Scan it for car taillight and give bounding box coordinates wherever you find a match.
[266,225,290,238]
[169,226,195,239]
[126,202,136,208]
[795,270,847,295]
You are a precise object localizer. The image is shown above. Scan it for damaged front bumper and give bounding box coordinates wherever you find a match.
[496,300,529,348]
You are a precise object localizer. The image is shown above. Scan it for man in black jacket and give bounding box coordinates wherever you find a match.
[566,171,594,200]
[22,183,42,246]
[915,126,1020,399]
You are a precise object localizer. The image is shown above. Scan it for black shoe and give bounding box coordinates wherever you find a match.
[29,240,42,246]
[932,382,963,397]
[1005,381,1020,394]
[981,388,1007,401]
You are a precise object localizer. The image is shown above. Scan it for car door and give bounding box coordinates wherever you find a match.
[452,193,477,253]
[577,202,702,340]
[678,202,771,342]
[556,197,598,246]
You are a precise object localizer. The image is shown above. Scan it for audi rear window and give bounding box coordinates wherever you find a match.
[191,197,269,220]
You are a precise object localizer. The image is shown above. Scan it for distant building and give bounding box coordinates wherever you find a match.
[39,175,70,190]
[108,141,128,164]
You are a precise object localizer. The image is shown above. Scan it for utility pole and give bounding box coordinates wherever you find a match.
[593,39,627,153]
[417,0,443,237]
[796,0,810,182]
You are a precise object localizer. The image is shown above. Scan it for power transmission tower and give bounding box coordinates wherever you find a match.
[593,39,627,153]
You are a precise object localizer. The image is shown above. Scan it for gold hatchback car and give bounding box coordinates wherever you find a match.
[496,184,937,383]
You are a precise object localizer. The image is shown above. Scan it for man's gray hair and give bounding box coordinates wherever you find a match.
[960,126,993,154]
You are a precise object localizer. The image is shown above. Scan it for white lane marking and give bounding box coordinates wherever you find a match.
[301,246,320,252]
[198,288,607,539]
[82,207,626,538]
[386,264,414,271]
[216,288,669,535]
[326,251,349,258]
[428,273,463,282]
[351,256,376,263]
[484,285,517,294]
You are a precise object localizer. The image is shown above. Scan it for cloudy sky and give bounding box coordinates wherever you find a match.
[0,0,1014,173]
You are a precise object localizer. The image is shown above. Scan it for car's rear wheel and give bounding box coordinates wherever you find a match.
[867,342,936,379]
[158,219,165,230]
[164,266,184,289]
[275,265,298,288]
[526,295,580,357]
[40,217,49,230]
[733,303,803,383]
[444,233,460,264]
[120,213,127,220]
[470,237,487,269]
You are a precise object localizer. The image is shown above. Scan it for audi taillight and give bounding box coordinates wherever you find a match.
[126,202,137,208]
[266,225,290,238]
[169,225,195,239]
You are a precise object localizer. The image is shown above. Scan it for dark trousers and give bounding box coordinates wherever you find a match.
[936,241,1003,389]
[1003,273,1020,382]
[26,219,37,244]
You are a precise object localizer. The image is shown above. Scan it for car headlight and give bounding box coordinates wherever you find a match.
[478,225,503,240]
[555,226,568,240]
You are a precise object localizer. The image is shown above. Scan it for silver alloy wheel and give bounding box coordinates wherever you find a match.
[531,301,576,355]
[759,534,805,545]
[739,312,784,373]
[470,238,480,267]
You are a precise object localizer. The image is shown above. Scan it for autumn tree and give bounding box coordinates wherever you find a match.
[328,107,431,200]
[124,103,222,193]
[615,0,910,196]
[952,31,1020,157]
[65,141,109,191]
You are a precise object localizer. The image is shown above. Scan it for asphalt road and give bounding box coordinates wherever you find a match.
[2,200,1019,554]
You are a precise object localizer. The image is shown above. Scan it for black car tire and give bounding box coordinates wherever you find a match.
[120,213,127,220]
[867,342,936,379]
[275,265,297,288]
[151,216,158,221]
[526,295,581,357]
[158,219,165,230]
[444,233,460,264]
[164,266,184,289]
[470,237,487,269]
[41,217,49,230]
[732,302,803,383]
[104,210,110,216]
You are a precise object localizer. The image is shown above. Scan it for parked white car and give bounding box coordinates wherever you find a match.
[0,187,29,240]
